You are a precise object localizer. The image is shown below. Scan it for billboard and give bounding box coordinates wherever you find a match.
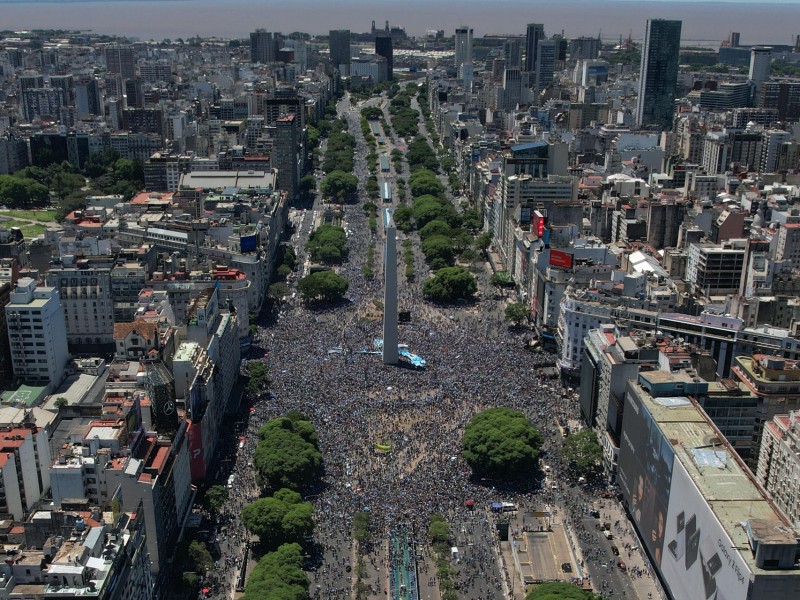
[660,460,749,600]
[549,249,574,270]
[532,211,545,237]
[618,388,674,567]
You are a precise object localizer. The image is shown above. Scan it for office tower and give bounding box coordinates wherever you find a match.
[105,44,136,78]
[455,26,473,87]
[524,23,545,72]
[730,31,741,47]
[274,114,299,200]
[125,78,144,109]
[250,29,279,64]
[502,67,523,110]
[570,36,601,60]
[75,77,102,116]
[6,277,68,388]
[382,208,398,365]
[504,38,522,68]
[49,74,75,105]
[636,19,682,130]
[749,46,773,93]
[292,39,308,72]
[375,35,393,80]
[535,39,556,96]
[329,29,351,74]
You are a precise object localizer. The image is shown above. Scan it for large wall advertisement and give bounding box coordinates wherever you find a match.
[618,390,674,566]
[661,460,750,600]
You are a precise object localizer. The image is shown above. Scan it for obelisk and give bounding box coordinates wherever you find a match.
[382,207,399,365]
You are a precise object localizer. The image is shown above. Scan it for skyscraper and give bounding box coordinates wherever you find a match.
[375,35,393,81]
[105,44,136,79]
[274,114,299,201]
[329,29,351,74]
[535,39,556,96]
[749,46,773,93]
[503,38,522,69]
[636,19,682,131]
[524,23,544,73]
[455,26,473,88]
[250,29,279,64]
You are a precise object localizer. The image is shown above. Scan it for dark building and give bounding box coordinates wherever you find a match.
[375,35,393,80]
[123,108,165,137]
[125,77,144,109]
[0,280,13,385]
[29,131,69,166]
[636,19,682,130]
[250,29,279,64]
[759,80,800,121]
[105,44,136,79]
[273,113,299,201]
[329,29,351,73]
[524,23,544,73]
[570,36,601,60]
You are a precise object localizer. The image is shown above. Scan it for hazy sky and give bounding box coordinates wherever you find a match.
[1,0,799,43]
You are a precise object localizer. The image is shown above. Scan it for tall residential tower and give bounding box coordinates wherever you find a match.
[636,19,682,130]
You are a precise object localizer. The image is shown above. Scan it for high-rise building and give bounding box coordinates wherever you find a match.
[569,36,601,60]
[455,26,473,87]
[274,113,299,201]
[535,39,556,95]
[524,23,545,73]
[250,29,279,64]
[21,87,66,123]
[105,44,136,79]
[125,77,144,109]
[375,35,393,80]
[5,277,68,389]
[503,38,522,68]
[329,29,351,74]
[757,408,800,528]
[749,46,773,93]
[636,19,682,130]
[75,76,102,116]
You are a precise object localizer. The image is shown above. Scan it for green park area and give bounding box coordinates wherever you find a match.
[0,209,59,238]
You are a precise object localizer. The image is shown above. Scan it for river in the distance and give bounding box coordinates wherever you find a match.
[0,0,798,46]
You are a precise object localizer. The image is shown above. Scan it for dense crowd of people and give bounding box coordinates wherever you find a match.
[199,97,664,600]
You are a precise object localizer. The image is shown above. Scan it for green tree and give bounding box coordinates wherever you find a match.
[268,282,290,302]
[54,397,69,408]
[526,582,602,600]
[187,540,213,574]
[321,171,358,201]
[243,543,309,600]
[246,360,270,395]
[421,234,454,267]
[505,302,529,326]
[242,488,314,546]
[307,224,348,264]
[475,231,493,252]
[409,169,445,198]
[299,175,316,198]
[393,205,414,231]
[253,415,322,490]
[297,270,349,304]
[462,408,543,480]
[353,511,371,544]
[419,219,451,240]
[182,572,200,593]
[203,484,228,516]
[422,267,477,303]
[562,429,603,477]
[428,514,450,546]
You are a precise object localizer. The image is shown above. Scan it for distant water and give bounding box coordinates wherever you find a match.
[0,0,799,45]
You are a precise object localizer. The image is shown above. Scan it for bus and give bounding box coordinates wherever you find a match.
[382,181,392,203]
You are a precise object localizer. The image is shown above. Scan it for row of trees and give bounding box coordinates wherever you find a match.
[243,413,322,600]
[253,413,322,491]
[307,224,348,264]
[388,84,421,138]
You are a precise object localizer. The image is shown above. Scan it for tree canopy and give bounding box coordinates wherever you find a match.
[409,169,445,199]
[297,270,349,304]
[306,224,348,264]
[526,582,602,600]
[505,302,528,325]
[320,170,358,202]
[203,484,228,516]
[243,543,309,600]
[242,488,314,548]
[561,429,603,477]
[462,408,543,480]
[253,414,322,490]
[422,267,477,303]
